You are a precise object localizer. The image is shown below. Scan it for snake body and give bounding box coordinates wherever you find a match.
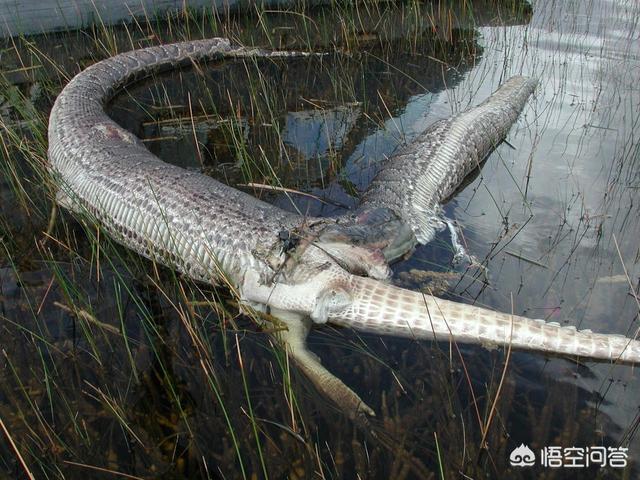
[48,38,640,417]
[323,76,538,262]
[49,39,305,289]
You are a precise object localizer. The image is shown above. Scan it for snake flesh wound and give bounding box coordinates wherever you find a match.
[48,38,640,419]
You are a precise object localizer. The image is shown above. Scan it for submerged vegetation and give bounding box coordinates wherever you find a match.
[1,0,638,478]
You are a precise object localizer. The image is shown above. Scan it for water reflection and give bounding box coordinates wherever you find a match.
[3,0,640,478]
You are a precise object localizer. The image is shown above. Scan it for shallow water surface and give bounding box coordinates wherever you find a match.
[1,0,639,478]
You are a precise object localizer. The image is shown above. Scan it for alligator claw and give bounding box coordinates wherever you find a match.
[271,308,376,420]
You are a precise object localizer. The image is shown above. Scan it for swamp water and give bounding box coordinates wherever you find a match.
[0,0,639,478]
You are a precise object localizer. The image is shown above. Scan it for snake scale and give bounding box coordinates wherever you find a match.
[48,38,640,418]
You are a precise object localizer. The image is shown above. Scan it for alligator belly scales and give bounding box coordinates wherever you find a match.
[48,38,640,419]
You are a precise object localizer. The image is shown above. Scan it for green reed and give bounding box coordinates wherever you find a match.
[5,1,614,479]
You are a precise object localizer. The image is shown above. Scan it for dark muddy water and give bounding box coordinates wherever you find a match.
[1,0,639,478]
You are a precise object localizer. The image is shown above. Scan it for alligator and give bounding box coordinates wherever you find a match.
[47,38,640,420]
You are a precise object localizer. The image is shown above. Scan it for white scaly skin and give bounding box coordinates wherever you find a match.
[243,243,640,418]
[48,38,640,420]
[245,244,640,363]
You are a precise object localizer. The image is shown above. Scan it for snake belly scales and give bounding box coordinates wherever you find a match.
[47,38,640,419]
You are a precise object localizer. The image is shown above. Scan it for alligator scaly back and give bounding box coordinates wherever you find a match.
[48,39,640,421]
[332,276,640,363]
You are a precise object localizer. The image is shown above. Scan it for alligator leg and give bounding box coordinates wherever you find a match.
[270,308,376,421]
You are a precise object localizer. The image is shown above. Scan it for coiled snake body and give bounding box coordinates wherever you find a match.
[48,38,640,418]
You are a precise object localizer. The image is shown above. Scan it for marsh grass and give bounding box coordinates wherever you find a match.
[1,0,635,478]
